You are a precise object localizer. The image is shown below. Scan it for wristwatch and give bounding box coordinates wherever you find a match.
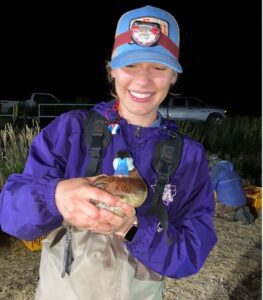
[116,216,139,242]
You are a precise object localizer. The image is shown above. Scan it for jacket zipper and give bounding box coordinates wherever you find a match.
[135,126,141,137]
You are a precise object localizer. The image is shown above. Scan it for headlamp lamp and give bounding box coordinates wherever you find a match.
[112,20,179,60]
[131,21,160,47]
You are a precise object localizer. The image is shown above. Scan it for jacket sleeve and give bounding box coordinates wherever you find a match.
[0,115,74,240]
[127,143,217,279]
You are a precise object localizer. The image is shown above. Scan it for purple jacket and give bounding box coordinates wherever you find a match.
[0,101,217,278]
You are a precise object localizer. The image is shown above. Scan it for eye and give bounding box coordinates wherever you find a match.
[124,64,135,68]
[154,65,167,71]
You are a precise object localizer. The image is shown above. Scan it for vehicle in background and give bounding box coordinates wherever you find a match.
[0,93,60,114]
[26,93,60,108]
[0,93,93,128]
[158,96,227,124]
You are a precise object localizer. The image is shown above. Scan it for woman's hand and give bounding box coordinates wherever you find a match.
[55,177,135,235]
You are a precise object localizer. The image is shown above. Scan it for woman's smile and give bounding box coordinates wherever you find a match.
[129,90,153,103]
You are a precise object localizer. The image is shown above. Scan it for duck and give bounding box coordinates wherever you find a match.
[90,150,148,217]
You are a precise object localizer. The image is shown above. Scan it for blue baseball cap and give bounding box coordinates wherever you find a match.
[110,5,183,73]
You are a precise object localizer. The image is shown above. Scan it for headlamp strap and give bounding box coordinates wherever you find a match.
[112,29,179,59]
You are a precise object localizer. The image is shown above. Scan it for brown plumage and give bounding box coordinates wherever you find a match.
[90,152,148,217]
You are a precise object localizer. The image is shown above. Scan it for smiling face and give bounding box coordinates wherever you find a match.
[111,62,177,126]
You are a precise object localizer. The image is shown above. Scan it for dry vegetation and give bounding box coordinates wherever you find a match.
[0,122,39,186]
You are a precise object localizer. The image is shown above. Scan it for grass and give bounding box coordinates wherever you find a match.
[0,122,40,187]
[177,116,262,185]
[0,116,261,187]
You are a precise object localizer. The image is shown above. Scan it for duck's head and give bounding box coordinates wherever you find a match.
[113,150,134,176]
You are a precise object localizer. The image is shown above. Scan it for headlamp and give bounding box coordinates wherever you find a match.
[112,20,179,60]
[131,21,160,47]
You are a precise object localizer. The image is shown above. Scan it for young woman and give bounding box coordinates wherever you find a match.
[0,6,217,300]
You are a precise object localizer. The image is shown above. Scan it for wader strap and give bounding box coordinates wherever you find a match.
[85,110,111,176]
[148,132,183,243]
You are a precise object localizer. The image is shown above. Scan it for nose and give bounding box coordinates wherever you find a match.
[134,66,152,86]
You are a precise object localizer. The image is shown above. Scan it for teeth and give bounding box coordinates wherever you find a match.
[130,91,152,99]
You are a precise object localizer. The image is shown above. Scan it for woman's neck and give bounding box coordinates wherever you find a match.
[120,111,158,127]
[117,103,158,127]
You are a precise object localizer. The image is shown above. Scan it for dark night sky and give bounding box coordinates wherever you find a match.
[0,1,261,116]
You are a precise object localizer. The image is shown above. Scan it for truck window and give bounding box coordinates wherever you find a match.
[174,98,186,106]
[188,98,204,106]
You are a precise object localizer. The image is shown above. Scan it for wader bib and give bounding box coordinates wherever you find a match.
[35,228,164,300]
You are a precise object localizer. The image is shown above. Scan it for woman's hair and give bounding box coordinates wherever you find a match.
[105,62,117,98]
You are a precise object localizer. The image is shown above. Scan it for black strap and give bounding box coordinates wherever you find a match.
[85,110,111,176]
[147,131,183,243]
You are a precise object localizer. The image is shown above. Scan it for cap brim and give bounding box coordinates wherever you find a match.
[110,49,183,73]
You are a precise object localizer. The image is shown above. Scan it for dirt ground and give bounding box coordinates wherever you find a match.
[0,215,261,300]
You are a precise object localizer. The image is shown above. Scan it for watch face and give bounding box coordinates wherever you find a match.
[125,225,138,242]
